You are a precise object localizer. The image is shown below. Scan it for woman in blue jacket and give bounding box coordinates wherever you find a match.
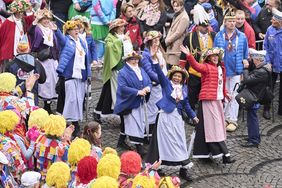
[114,51,151,156]
[55,20,91,137]
[146,56,199,181]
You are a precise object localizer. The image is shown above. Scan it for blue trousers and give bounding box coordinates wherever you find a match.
[95,40,105,60]
[247,104,260,144]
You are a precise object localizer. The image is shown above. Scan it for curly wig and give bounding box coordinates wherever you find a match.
[120,151,142,176]
[76,156,98,184]
[0,73,16,93]
[89,176,118,188]
[44,115,66,137]
[132,174,156,188]
[97,154,121,180]
[28,108,49,130]
[102,147,118,157]
[68,138,91,167]
[0,110,20,134]
[46,162,71,188]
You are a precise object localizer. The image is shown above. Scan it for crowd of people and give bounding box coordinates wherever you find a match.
[0,0,281,187]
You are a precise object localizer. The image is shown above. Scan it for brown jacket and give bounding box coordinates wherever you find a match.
[165,9,189,65]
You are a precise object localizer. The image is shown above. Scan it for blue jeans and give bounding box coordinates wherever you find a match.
[95,39,105,60]
[247,103,260,144]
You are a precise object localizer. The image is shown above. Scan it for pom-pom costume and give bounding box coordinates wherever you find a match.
[89,176,118,188]
[97,153,121,180]
[45,162,71,188]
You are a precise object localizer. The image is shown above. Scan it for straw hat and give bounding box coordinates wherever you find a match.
[144,30,162,44]
[33,8,53,25]
[201,47,224,62]
[109,18,127,31]
[122,50,142,61]
[167,66,189,81]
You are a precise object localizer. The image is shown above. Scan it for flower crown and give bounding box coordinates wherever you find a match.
[63,20,80,34]
[72,15,90,24]
[8,0,31,13]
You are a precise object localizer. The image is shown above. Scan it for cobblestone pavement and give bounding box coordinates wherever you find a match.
[50,69,282,188]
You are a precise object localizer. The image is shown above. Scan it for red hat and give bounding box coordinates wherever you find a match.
[77,156,98,184]
[121,151,142,175]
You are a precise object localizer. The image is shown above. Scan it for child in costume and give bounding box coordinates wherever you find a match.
[34,115,68,180]
[0,151,16,187]
[81,121,102,161]
[97,153,121,180]
[68,138,91,186]
[89,176,118,188]
[71,156,98,188]
[0,110,26,183]
[44,162,71,188]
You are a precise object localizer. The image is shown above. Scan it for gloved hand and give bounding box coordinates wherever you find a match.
[27,127,40,142]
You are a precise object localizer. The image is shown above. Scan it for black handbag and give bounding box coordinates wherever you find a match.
[235,88,258,109]
[37,47,51,61]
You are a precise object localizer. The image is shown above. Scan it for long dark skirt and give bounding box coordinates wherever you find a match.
[95,80,113,114]
[193,102,229,159]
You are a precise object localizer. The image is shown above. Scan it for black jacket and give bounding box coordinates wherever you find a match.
[253,7,272,35]
[242,63,270,98]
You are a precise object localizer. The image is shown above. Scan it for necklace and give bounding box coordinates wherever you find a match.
[13,16,24,36]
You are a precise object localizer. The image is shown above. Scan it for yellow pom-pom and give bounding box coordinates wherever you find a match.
[0,110,19,134]
[0,73,16,93]
[46,162,70,188]
[89,176,118,188]
[44,115,66,137]
[28,108,49,130]
[68,138,91,167]
[97,154,121,180]
[132,174,156,188]
[102,147,118,157]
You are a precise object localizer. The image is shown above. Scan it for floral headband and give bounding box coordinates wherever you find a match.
[8,0,31,13]
[202,47,224,62]
[63,20,80,34]
[122,51,142,61]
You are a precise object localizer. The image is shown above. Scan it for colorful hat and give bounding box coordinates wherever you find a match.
[201,47,224,62]
[44,114,66,137]
[167,66,189,81]
[21,171,41,187]
[89,176,118,188]
[109,18,127,31]
[97,153,121,180]
[224,8,236,19]
[122,50,142,61]
[192,4,210,26]
[72,15,90,24]
[120,151,142,176]
[8,0,31,13]
[46,162,71,188]
[77,156,98,184]
[144,30,162,43]
[272,8,282,21]
[249,48,266,60]
[33,8,53,25]
[68,138,91,167]
[0,110,20,134]
[0,73,17,93]
[28,108,50,130]
[63,20,80,34]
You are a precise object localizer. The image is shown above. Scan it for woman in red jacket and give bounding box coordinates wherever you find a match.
[180,45,235,164]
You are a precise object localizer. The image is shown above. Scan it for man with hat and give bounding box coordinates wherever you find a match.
[214,9,249,132]
[264,7,282,116]
[240,48,271,147]
[179,4,216,112]
[0,0,34,73]
[114,50,151,156]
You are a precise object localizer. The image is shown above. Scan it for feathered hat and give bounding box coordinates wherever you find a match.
[0,110,20,134]
[97,153,121,180]
[0,73,17,93]
[192,4,210,26]
[89,176,118,188]
[46,162,71,188]
[28,108,49,130]
[224,7,236,19]
[44,114,66,137]
[120,151,142,176]
[76,156,98,184]
[68,138,91,167]
[8,0,31,13]
[201,47,224,62]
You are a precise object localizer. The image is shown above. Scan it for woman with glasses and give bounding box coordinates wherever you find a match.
[55,20,91,137]
[114,51,151,156]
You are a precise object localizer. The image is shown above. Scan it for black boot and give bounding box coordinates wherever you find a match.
[135,144,145,157]
[222,156,236,164]
[117,135,132,150]
[44,101,53,114]
[157,169,166,177]
[93,111,101,123]
[263,105,271,120]
[179,168,193,181]
[72,121,80,138]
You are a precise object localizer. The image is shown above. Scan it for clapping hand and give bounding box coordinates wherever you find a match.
[180,45,191,55]
[137,87,150,96]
